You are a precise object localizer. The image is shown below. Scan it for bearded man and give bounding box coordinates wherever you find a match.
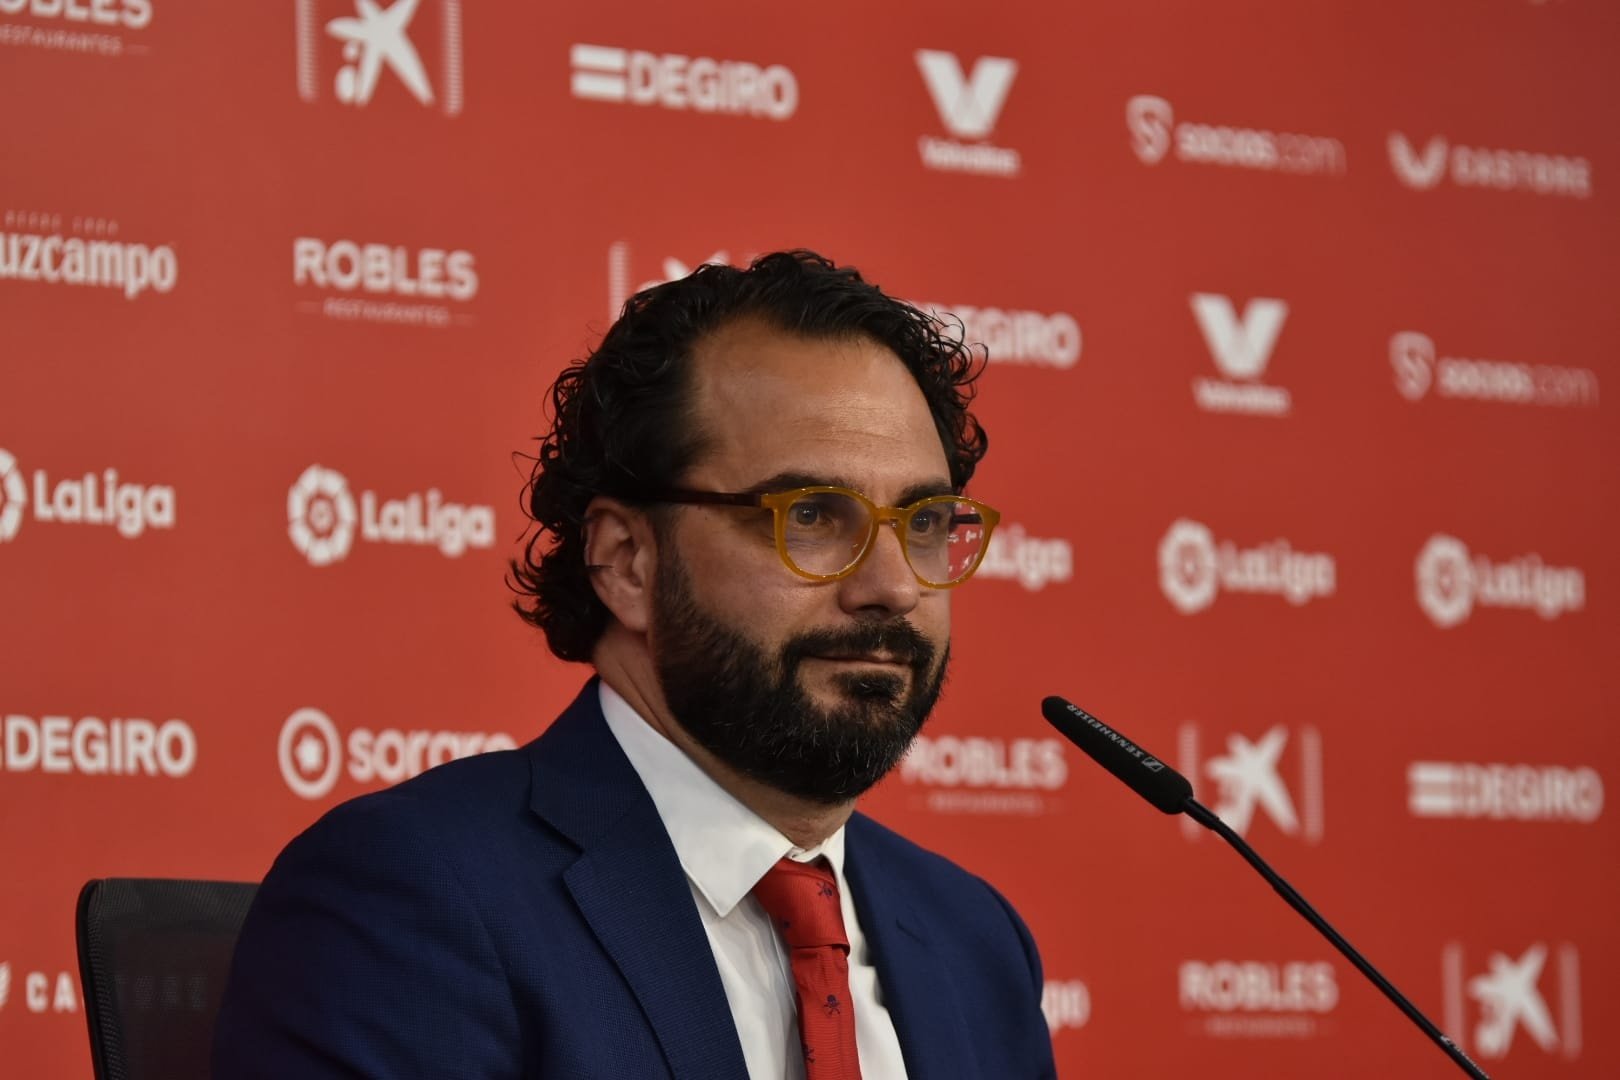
[213,251,1058,1079]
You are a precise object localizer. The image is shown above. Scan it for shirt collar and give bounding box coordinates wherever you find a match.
[598,682,847,917]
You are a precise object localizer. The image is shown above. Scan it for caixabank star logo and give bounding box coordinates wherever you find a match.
[1178,721,1325,844]
[1443,941,1583,1063]
[296,0,463,116]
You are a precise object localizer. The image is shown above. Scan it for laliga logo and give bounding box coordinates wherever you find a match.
[1415,534,1585,629]
[975,525,1074,592]
[0,448,176,543]
[1158,519,1335,613]
[287,464,495,564]
[287,465,357,566]
[0,449,24,542]
[278,706,516,799]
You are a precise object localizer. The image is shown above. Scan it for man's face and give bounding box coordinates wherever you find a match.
[648,319,956,803]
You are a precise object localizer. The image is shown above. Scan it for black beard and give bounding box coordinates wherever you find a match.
[650,553,948,805]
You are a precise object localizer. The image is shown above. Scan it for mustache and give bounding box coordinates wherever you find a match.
[781,620,936,672]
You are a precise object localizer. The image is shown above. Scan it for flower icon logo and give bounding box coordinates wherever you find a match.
[288,465,357,566]
[278,707,343,799]
[0,449,26,543]
[1159,518,1218,614]
[1415,534,1475,629]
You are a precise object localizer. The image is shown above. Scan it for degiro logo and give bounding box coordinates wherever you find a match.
[286,464,495,565]
[278,706,516,800]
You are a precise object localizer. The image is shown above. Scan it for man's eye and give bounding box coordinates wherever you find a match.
[790,503,824,527]
[910,508,947,534]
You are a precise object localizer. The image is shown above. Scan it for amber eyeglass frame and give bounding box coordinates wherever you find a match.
[647,485,1001,588]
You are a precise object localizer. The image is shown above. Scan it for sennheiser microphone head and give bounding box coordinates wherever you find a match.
[1041,696,1193,814]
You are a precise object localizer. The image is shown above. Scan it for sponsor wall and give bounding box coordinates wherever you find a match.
[2,2,1616,1076]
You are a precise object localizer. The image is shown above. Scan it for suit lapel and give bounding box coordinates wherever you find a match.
[528,683,749,1080]
[846,816,976,1080]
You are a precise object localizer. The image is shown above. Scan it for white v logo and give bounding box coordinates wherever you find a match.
[915,50,1018,139]
[1388,133,1448,190]
[1190,294,1289,380]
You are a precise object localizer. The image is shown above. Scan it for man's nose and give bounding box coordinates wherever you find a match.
[836,521,920,617]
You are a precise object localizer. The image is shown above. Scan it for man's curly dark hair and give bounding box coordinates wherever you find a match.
[510,249,989,662]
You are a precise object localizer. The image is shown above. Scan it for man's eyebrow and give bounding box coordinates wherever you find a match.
[742,472,958,505]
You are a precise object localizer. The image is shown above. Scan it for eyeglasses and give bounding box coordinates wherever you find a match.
[646,485,1001,588]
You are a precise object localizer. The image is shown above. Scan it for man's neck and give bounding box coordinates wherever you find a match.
[593,626,855,850]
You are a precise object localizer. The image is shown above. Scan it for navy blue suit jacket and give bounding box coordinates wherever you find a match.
[213,682,1057,1078]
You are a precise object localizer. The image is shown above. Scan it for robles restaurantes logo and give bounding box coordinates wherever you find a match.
[1388,133,1590,198]
[1408,761,1602,823]
[1126,95,1346,177]
[974,525,1074,592]
[277,706,516,800]
[293,236,478,328]
[1178,722,1325,843]
[0,447,176,544]
[1189,293,1291,416]
[286,464,495,565]
[1443,942,1582,1062]
[1158,519,1335,614]
[1179,960,1338,1039]
[1,210,176,300]
[915,50,1021,177]
[1,713,197,777]
[0,0,152,58]
[918,300,1081,369]
[899,733,1069,816]
[1414,534,1585,629]
[570,42,797,120]
[1390,331,1599,409]
[296,0,463,116]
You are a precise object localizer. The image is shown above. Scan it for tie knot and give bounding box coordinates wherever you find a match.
[751,857,849,951]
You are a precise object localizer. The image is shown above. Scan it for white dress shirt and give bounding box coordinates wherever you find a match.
[599,683,911,1079]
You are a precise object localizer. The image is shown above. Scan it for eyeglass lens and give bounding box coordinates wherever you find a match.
[779,491,989,583]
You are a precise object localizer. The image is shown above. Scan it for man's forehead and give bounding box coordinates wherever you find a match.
[685,319,951,491]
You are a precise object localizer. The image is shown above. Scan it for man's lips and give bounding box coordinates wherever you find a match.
[811,653,910,666]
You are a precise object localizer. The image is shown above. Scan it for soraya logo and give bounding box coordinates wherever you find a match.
[293,236,478,328]
[899,734,1068,816]
[1,713,197,777]
[1414,534,1585,629]
[287,464,495,565]
[570,42,797,120]
[0,0,152,58]
[917,301,1081,369]
[1126,95,1346,176]
[1179,960,1337,1039]
[1443,942,1582,1062]
[0,211,176,300]
[278,706,516,800]
[974,525,1074,591]
[1158,519,1335,614]
[0,448,177,543]
[1189,293,1291,416]
[1390,331,1599,409]
[915,50,1021,177]
[295,0,463,116]
[1178,722,1325,843]
[1408,761,1602,823]
[1388,133,1591,198]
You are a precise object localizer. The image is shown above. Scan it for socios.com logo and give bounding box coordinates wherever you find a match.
[287,464,357,566]
[0,448,26,541]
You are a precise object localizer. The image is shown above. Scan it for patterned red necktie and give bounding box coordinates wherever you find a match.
[751,857,862,1079]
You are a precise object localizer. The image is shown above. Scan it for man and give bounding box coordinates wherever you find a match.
[213,251,1057,1078]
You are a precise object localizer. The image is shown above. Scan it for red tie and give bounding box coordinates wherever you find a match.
[751,857,862,1079]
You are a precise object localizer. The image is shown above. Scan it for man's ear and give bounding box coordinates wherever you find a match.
[582,495,660,634]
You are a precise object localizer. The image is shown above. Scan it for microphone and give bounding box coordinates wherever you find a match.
[1041,695,1490,1080]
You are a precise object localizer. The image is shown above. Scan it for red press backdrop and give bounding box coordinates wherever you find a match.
[2,1,1617,1076]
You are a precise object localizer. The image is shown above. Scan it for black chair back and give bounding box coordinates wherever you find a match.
[76,878,258,1080]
